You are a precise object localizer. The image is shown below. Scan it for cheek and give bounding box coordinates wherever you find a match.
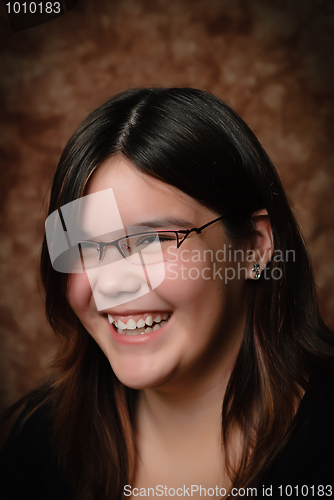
[162,257,222,305]
[68,272,94,313]
[162,249,246,317]
[67,273,105,347]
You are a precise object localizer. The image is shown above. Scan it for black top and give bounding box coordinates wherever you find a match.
[0,399,73,500]
[0,368,333,500]
[257,367,334,498]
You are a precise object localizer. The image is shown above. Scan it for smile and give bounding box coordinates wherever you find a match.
[108,313,171,335]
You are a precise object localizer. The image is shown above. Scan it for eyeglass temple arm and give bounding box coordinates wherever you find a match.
[176,216,225,248]
[195,215,225,232]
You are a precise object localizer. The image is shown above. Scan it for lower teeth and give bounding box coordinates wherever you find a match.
[117,320,168,335]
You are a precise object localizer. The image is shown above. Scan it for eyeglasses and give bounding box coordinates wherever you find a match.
[47,213,225,273]
[73,215,225,270]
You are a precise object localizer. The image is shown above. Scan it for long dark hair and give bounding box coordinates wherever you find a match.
[26,88,334,498]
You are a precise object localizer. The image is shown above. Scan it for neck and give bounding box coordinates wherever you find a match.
[136,337,240,447]
[134,352,240,493]
[133,318,245,493]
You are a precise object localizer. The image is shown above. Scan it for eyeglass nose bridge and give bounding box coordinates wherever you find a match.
[97,240,127,262]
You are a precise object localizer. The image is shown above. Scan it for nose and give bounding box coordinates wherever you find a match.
[85,258,151,311]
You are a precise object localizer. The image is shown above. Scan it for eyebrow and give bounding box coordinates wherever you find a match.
[131,218,194,229]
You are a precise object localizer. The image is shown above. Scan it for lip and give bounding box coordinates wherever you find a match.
[107,313,172,345]
[105,311,170,323]
[103,309,170,316]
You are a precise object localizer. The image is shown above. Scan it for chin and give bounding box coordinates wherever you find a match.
[113,373,163,391]
[110,361,172,390]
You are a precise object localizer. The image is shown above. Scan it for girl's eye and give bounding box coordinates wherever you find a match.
[158,235,177,243]
[136,234,177,247]
[137,235,158,246]
[78,241,101,258]
[79,241,100,251]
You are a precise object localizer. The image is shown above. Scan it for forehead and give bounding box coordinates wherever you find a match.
[85,156,213,226]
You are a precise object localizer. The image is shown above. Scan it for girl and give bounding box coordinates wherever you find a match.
[1,88,333,500]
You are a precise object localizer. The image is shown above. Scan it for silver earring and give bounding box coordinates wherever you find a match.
[252,263,261,279]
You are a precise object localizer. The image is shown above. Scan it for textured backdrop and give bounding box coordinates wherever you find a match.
[0,0,333,412]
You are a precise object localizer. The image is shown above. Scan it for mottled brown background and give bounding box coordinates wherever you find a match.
[0,0,333,412]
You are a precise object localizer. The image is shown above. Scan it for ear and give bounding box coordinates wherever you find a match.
[246,209,273,280]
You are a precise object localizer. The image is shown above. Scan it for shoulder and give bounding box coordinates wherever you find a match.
[259,365,334,497]
[0,395,73,500]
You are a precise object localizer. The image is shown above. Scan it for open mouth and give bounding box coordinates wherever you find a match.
[107,313,171,335]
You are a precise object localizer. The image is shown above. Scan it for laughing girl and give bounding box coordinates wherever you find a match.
[1,88,334,500]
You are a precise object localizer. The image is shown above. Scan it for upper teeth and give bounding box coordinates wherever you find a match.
[108,313,169,330]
